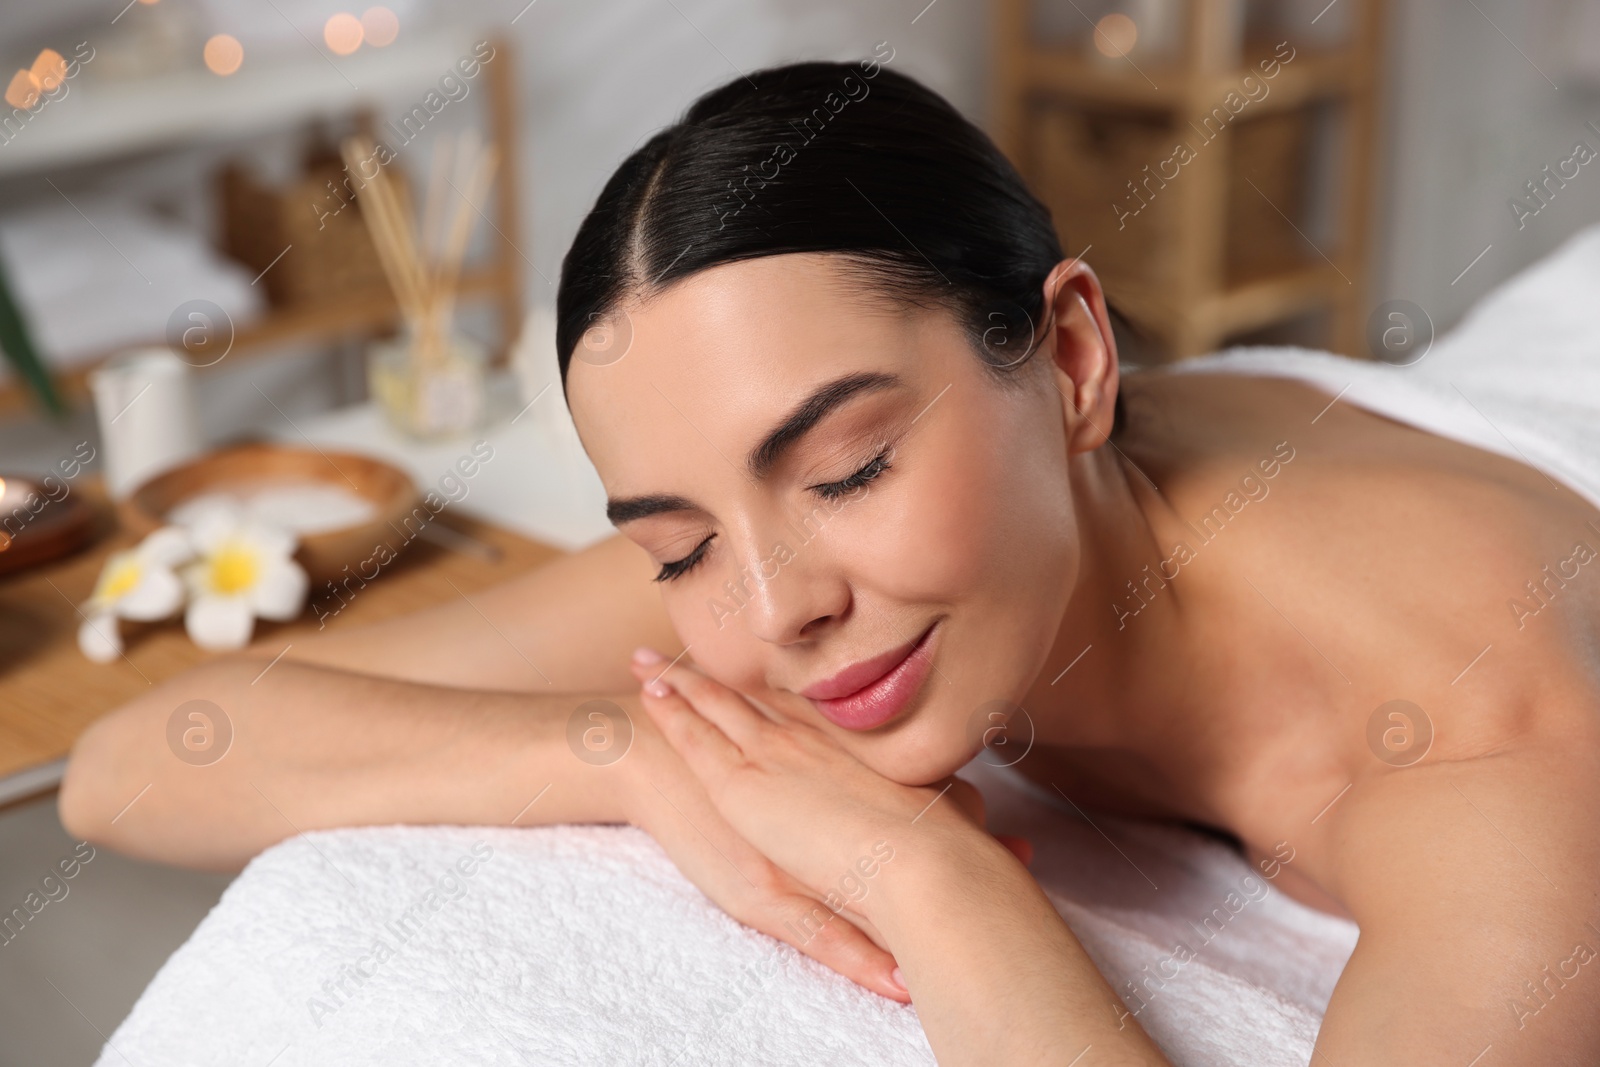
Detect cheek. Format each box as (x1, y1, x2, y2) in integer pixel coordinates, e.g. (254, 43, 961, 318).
(662, 584, 769, 694)
(851, 396, 1075, 603)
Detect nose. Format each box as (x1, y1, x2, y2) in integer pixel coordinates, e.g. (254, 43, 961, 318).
(726, 526, 851, 645)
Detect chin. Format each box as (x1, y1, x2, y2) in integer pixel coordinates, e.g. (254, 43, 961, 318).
(843, 709, 989, 787)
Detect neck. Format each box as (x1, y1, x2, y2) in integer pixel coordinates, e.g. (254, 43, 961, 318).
(1024, 437, 1207, 757)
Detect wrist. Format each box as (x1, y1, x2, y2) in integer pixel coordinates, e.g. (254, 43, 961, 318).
(519, 690, 646, 826)
(610, 693, 669, 828)
(859, 808, 1016, 931)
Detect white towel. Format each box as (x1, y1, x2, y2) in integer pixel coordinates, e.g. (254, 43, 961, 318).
(96, 759, 1357, 1067)
(1161, 223, 1600, 515)
(0, 200, 263, 371)
(97, 225, 1600, 1066)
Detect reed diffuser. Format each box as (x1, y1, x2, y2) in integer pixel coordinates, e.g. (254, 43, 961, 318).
(342, 132, 500, 439)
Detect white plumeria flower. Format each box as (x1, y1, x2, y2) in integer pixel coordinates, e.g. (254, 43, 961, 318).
(77, 526, 194, 663)
(179, 504, 308, 651)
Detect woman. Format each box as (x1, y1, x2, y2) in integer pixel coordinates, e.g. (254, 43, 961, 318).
(61, 60, 1600, 1065)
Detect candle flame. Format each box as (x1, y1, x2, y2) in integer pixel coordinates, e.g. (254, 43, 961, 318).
(1093, 13, 1139, 58)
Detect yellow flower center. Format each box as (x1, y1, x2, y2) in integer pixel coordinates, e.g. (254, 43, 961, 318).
(206, 542, 261, 595)
(98, 557, 143, 602)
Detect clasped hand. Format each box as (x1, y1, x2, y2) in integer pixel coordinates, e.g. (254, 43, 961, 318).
(623, 647, 1031, 1003)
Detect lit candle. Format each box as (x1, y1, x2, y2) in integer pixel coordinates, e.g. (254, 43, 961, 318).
(0, 475, 45, 552)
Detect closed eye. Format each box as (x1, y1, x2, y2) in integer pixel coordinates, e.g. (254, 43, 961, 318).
(654, 534, 714, 583)
(653, 446, 890, 582)
(810, 445, 892, 501)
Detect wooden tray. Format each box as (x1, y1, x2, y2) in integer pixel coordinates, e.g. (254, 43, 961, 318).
(0, 476, 561, 787)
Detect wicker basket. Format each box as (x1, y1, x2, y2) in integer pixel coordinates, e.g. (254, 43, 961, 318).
(1224, 109, 1312, 284)
(217, 159, 400, 307)
(1022, 101, 1312, 291)
(1025, 102, 1178, 293)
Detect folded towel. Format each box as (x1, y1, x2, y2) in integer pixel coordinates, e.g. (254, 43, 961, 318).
(0, 200, 263, 370)
(95, 759, 1358, 1067)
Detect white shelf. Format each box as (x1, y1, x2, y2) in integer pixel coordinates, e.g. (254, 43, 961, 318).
(0, 29, 483, 177)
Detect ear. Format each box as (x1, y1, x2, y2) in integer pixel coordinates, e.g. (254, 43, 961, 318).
(1040, 258, 1119, 455)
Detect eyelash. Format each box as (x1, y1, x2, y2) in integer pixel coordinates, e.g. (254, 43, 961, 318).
(811, 444, 893, 501)
(653, 536, 712, 582)
(651, 445, 894, 582)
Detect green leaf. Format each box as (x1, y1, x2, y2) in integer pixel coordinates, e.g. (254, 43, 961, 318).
(0, 249, 66, 417)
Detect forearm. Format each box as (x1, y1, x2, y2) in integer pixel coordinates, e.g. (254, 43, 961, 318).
(277, 532, 675, 693)
(867, 817, 1169, 1066)
(59, 656, 641, 871)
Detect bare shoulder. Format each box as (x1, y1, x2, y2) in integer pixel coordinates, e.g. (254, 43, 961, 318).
(1114, 365, 1600, 834)
(1118, 366, 1600, 683)
(1313, 718, 1600, 1063)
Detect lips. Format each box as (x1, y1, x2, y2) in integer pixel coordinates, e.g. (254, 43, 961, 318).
(802, 621, 939, 731)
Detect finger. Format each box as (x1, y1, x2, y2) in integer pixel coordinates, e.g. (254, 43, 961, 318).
(631, 648, 771, 749)
(766, 894, 910, 1004)
(638, 683, 745, 790)
(637, 771, 908, 1004)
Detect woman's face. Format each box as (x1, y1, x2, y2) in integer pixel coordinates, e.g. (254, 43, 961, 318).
(568, 253, 1090, 785)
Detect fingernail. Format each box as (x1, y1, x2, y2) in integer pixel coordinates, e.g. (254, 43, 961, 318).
(632, 647, 665, 665)
(645, 678, 672, 698)
(890, 966, 907, 991)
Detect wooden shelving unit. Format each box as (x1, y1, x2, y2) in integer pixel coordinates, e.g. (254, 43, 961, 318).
(992, 0, 1386, 360)
(0, 29, 523, 413)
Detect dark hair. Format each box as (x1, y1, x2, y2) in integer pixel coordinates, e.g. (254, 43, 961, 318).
(557, 57, 1125, 433)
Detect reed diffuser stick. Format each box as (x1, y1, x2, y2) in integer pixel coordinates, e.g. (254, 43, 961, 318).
(435, 146, 499, 343)
(341, 133, 497, 375)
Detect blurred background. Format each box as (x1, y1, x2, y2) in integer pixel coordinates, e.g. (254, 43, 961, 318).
(0, 0, 1597, 1063)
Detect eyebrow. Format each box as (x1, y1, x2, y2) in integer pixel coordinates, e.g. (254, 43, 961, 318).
(606, 493, 698, 525)
(747, 371, 901, 477)
(604, 370, 902, 525)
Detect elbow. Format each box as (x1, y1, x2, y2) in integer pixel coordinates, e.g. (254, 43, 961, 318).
(55, 654, 248, 851)
(57, 711, 127, 848)
(56, 655, 257, 863)
(56, 779, 97, 847)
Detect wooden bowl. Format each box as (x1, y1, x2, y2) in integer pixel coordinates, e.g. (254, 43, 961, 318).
(122, 444, 419, 585)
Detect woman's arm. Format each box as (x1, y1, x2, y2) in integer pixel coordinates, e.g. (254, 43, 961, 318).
(868, 814, 1168, 1065)
(58, 660, 644, 869)
(267, 531, 679, 691)
(59, 665, 911, 1002)
(632, 654, 1172, 1064)
(1313, 739, 1600, 1065)
(58, 533, 673, 867)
